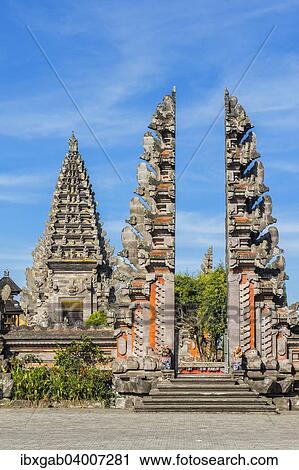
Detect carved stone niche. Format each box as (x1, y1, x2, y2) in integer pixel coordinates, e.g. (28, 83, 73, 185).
(118, 336, 127, 356)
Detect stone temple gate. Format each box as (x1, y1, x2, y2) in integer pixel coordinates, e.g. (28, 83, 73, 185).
(2, 87, 299, 409)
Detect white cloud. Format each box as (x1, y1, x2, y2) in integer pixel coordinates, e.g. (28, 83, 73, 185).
(177, 211, 224, 234)
(176, 211, 225, 252)
(0, 174, 47, 186)
(0, 193, 39, 204)
(0, 253, 31, 261)
(267, 162, 299, 174)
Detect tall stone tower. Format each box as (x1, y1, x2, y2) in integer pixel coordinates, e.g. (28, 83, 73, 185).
(224, 91, 287, 365)
(22, 133, 114, 326)
(113, 89, 176, 364)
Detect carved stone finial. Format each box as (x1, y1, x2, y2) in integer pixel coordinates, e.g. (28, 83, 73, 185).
(68, 131, 78, 153)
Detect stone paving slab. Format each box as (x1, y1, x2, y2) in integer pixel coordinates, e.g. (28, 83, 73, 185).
(0, 409, 298, 450)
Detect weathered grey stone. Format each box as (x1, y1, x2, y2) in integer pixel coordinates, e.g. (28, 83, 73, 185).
(1, 373, 13, 399)
(279, 376, 294, 394)
(126, 357, 140, 370)
(118, 337, 127, 356)
(290, 396, 299, 411)
(114, 377, 152, 395)
(115, 396, 142, 410)
(264, 357, 278, 370)
(246, 376, 276, 394)
(225, 91, 290, 365)
(246, 370, 263, 379)
(201, 247, 213, 274)
(279, 359, 293, 374)
(143, 356, 158, 371)
(112, 360, 125, 374)
(3, 328, 116, 365)
(273, 397, 290, 411)
(114, 397, 134, 409)
(112, 90, 176, 366)
(247, 357, 263, 371)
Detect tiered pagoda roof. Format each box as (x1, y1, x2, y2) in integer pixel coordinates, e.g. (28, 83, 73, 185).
(44, 132, 112, 266)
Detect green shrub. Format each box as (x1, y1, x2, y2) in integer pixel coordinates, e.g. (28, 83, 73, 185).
(54, 336, 107, 370)
(85, 310, 108, 327)
(11, 336, 113, 405)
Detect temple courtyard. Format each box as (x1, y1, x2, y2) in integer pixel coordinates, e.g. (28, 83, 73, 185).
(0, 409, 298, 450)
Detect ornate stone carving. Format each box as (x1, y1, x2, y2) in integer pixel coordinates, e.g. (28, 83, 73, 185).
(22, 133, 114, 326)
(113, 88, 176, 363)
(225, 89, 298, 371)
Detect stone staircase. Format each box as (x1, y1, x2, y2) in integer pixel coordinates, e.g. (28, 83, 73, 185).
(135, 374, 277, 412)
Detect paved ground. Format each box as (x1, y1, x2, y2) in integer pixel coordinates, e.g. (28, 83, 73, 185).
(0, 409, 298, 450)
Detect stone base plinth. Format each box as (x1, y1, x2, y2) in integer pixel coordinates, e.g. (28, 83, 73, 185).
(113, 370, 165, 409)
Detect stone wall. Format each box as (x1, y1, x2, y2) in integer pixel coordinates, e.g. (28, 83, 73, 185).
(1, 326, 116, 364)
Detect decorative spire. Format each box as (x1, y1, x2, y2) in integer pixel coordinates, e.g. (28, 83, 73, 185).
(201, 246, 213, 274)
(68, 131, 78, 153)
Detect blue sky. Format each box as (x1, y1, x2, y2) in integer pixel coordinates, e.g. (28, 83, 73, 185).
(1, 0, 299, 302)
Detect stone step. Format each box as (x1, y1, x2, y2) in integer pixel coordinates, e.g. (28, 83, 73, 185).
(161, 376, 244, 382)
(135, 403, 276, 413)
(134, 375, 277, 413)
(143, 397, 270, 405)
(177, 373, 231, 379)
(172, 376, 235, 382)
(157, 384, 251, 391)
(150, 390, 258, 397)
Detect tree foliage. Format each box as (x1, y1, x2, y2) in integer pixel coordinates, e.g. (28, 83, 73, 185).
(175, 264, 227, 360)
